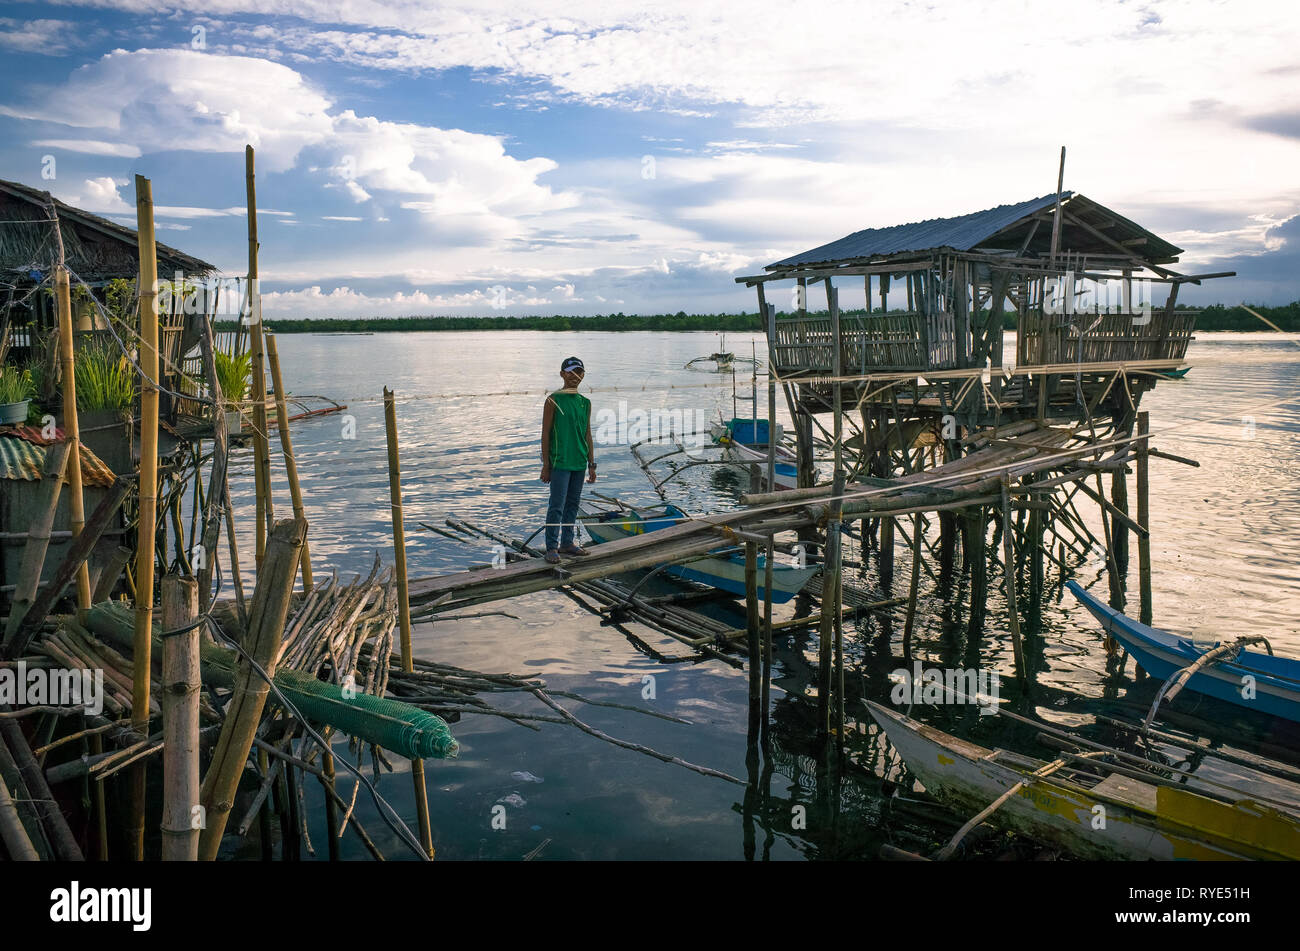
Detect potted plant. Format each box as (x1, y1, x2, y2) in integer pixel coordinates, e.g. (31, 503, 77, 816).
(75, 338, 137, 475)
(214, 350, 252, 436)
(0, 365, 34, 425)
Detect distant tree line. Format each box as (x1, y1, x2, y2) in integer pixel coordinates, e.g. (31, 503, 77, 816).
(214, 301, 1299, 334)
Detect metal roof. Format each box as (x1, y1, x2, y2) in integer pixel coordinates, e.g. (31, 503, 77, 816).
(769, 193, 1068, 270)
(0, 435, 116, 487)
(764, 191, 1185, 273)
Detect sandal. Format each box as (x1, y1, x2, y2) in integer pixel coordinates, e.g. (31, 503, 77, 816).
(558, 544, 590, 557)
(544, 550, 561, 564)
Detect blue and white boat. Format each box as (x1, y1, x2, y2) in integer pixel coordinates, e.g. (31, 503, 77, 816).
(578, 503, 818, 604)
(1067, 581, 1300, 723)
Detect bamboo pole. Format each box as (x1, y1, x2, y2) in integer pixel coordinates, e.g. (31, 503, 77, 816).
(246, 145, 274, 568)
(1136, 412, 1153, 625)
(1000, 478, 1025, 676)
(198, 517, 305, 861)
(160, 575, 200, 861)
(196, 310, 228, 612)
(130, 173, 160, 860)
(267, 334, 312, 590)
(2, 441, 69, 648)
(383, 388, 435, 859)
(0, 771, 39, 861)
(54, 266, 91, 616)
(762, 298, 776, 747)
(744, 541, 760, 740)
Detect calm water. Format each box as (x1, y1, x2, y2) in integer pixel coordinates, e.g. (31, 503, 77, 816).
(225, 329, 1300, 860)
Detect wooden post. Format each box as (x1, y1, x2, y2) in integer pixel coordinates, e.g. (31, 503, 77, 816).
(383, 388, 435, 859)
(744, 541, 761, 740)
(160, 575, 200, 861)
(1111, 456, 1130, 577)
(1136, 412, 1153, 625)
(0, 772, 39, 861)
(2, 441, 70, 648)
(1049, 146, 1066, 267)
(964, 507, 987, 635)
(879, 515, 895, 592)
(198, 518, 306, 861)
(901, 514, 922, 659)
(818, 281, 844, 738)
(246, 145, 274, 568)
(762, 300, 776, 746)
(267, 334, 312, 590)
(130, 174, 160, 861)
(1000, 478, 1025, 676)
(196, 313, 228, 612)
(54, 266, 91, 616)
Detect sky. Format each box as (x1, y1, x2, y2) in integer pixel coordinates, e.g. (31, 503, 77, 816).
(0, 0, 1297, 318)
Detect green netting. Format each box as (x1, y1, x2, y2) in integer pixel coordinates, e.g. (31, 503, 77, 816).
(272, 668, 459, 760)
(85, 601, 459, 760)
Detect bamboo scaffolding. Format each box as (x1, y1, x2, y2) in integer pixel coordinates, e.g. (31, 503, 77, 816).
(246, 145, 274, 568)
(130, 172, 161, 860)
(198, 517, 306, 861)
(383, 388, 435, 859)
(160, 576, 201, 861)
(267, 334, 312, 590)
(54, 266, 91, 616)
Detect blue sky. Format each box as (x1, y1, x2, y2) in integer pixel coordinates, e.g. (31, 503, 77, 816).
(1, 0, 1297, 317)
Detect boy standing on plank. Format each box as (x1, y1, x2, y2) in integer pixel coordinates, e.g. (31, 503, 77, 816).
(540, 356, 596, 564)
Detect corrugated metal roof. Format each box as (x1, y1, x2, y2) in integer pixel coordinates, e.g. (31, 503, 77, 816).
(0, 435, 116, 487)
(769, 193, 1067, 270)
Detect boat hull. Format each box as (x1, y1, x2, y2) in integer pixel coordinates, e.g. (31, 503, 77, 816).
(867, 702, 1298, 860)
(579, 508, 816, 604)
(1067, 581, 1300, 723)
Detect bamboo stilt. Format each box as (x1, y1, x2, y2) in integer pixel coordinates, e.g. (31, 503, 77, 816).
(1000, 478, 1025, 676)
(1136, 412, 1153, 626)
(130, 173, 161, 861)
(382, 388, 435, 859)
(54, 266, 91, 616)
(196, 309, 228, 612)
(267, 334, 312, 591)
(160, 575, 200, 861)
(246, 145, 274, 568)
(198, 517, 306, 861)
(2, 441, 70, 648)
(0, 770, 39, 861)
(744, 541, 760, 740)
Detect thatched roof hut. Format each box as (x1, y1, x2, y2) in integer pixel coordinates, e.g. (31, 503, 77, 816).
(0, 178, 215, 287)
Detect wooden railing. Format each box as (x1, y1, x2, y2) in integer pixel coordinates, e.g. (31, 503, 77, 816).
(772, 311, 959, 375)
(1017, 308, 1196, 367)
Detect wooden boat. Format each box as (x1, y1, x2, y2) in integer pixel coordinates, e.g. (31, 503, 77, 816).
(710, 417, 799, 491)
(1068, 581, 1300, 723)
(1156, 366, 1191, 379)
(867, 700, 1300, 860)
(578, 503, 818, 604)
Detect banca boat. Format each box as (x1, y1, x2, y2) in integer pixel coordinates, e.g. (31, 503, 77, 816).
(578, 502, 818, 604)
(1068, 581, 1300, 723)
(868, 700, 1300, 860)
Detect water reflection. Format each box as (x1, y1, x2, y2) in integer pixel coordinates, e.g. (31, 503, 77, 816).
(229, 331, 1298, 860)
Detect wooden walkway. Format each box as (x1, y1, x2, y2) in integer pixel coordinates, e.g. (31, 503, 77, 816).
(408, 421, 1118, 614)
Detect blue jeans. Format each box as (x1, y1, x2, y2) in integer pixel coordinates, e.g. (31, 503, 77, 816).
(545, 468, 586, 550)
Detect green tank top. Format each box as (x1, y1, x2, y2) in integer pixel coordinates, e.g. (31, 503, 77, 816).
(547, 390, 591, 470)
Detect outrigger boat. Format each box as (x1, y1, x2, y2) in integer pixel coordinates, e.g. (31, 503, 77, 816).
(1068, 581, 1300, 724)
(684, 334, 756, 372)
(868, 700, 1300, 860)
(577, 502, 818, 604)
(709, 417, 799, 491)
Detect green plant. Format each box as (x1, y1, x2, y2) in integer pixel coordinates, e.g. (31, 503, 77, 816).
(214, 349, 252, 404)
(75, 339, 136, 414)
(0, 365, 34, 404)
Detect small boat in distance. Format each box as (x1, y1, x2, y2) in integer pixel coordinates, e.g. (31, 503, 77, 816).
(578, 503, 818, 604)
(1067, 581, 1300, 724)
(867, 701, 1300, 860)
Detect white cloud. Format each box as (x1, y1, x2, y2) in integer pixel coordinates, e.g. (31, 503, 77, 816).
(322, 215, 363, 221)
(32, 139, 142, 158)
(53, 176, 132, 214)
(0, 18, 81, 54)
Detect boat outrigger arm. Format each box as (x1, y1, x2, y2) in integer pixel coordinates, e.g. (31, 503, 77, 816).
(629, 431, 827, 499)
